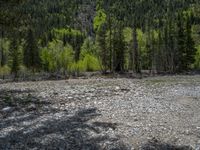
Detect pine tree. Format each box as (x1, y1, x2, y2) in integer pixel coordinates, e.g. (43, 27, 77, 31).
(177, 13, 197, 71)
(0, 39, 7, 67)
(24, 29, 41, 71)
(10, 38, 20, 78)
(177, 13, 186, 71)
(133, 27, 141, 74)
(74, 33, 84, 62)
(157, 27, 164, 72)
(168, 18, 176, 73)
(113, 23, 126, 72)
(96, 24, 109, 73)
(185, 14, 197, 70)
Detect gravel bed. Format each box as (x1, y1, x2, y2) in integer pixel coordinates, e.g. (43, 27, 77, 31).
(0, 75, 200, 149)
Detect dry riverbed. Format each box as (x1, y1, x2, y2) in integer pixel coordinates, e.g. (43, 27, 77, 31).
(0, 76, 200, 150)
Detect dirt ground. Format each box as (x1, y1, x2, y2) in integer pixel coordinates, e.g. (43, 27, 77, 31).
(0, 75, 200, 150)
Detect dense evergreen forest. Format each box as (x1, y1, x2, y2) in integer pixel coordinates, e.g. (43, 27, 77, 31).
(1, 0, 200, 78)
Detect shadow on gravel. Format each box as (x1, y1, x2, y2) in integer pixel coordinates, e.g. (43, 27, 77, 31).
(0, 89, 51, 111)
(142, 138, 193, 150)
(0, 89, 37, 107)
(0, 107, 129, 150)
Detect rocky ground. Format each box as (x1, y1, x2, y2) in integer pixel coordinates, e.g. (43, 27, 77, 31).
(0, 75, 200, 150)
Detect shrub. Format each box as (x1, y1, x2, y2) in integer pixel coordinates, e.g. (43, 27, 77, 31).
(40, 40, 74, 73)
(68, 60, 86, 76)
(82, 54, 101, 71)
(194, 45, 200, 69)
(0, 65, 11, 76)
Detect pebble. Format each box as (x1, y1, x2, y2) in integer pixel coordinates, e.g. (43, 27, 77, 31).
(196, 144, 200, 150)
(115, 86, 120, 91)
(67, 96, 73, 100)
(27, 104, 37, 111)
(2, 107, 13, 113)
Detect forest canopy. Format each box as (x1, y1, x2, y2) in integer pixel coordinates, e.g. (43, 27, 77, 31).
(0, 0, 200, 77)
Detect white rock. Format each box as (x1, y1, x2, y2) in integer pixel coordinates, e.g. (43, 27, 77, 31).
(86, 97, 91, 100)
(115, 86, 120, 90)
(68, 96, 73, 99)
(2, 107, 13, 113)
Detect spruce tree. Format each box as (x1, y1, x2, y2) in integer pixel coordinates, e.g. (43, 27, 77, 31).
(24, 29, 40, 71)
(185, 14, 197, 70)
(177, 13, 186, 71)
(10, 38, 20, 78)
(133, 27, 141, 74)
(96, 24, 109, 73)
(113, 23, 126, 72)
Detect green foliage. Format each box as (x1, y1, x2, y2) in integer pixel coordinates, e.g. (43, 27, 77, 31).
(58, 44, 74, 72)
(194, 45, 200, 69)
(0, 0, 26, 35)
(123, 27, 133, 43)
(94, 9, 107, 32)
(68, 55, 100, 74)
(0, 65, 11, 76)
(185, 14, 197, 69)
(18, 65, 29, 75)
(113, 25, 126, 72)
(96, 24, 109, 73)
(40, 40, 74, 72)
(193, 25, 200, 46)
(122, 28, 132, 70)
(176, 12, 197, 71)
(137, 29, 148, 69)
(68, 60, 86, 75)
(52, 28, 82, 40)
(24, 29, 41, 71)
(0, 38, 10, 67)
(82, 54, 101, 71)
(52, 28, 84, 62)
(1, 0, 200, 77)
(40, 48, 50, 71)
(80, 38, 101, 71)
(9, 39, 22, 76)
(80, 37, 98, 58)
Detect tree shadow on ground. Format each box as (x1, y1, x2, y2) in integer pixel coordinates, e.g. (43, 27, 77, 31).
(0, 102, 129, 150)
(142, 138, 193, 150)
(1, 89, 193, 150)
(0, 89, 36, 106)
(0, 89, 50, 111)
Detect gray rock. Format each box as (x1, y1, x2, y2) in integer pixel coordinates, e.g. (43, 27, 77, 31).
(196, 145, 200, 150)
(27, 104, 37, 111)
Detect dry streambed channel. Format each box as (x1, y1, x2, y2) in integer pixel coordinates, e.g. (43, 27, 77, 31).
(0, 76, 200, 150)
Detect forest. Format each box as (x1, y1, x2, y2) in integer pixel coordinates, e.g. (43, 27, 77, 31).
(0, 0, 200, 78)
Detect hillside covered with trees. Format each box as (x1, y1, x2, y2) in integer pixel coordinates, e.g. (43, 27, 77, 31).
(1, 0, 200, 78)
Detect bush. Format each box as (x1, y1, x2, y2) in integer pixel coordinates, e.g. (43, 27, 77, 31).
(82, 54, 101, 71)
(80, 38, 101, 72)
(40, 40, 74, 72)
(194, 45, 200, 69)
(18, 65, 29, 75)
(0, 65, 11, 76)
(68, 60, 86, 75)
